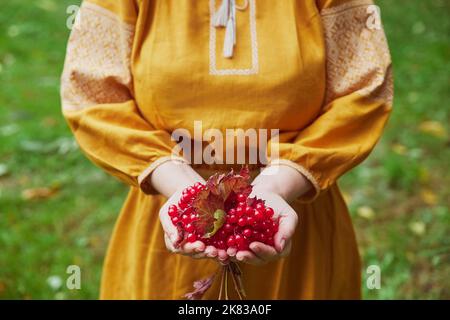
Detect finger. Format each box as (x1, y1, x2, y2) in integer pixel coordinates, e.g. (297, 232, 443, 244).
(274, 211, 298, 253)
(235, 250, 265, 265)
(205, 246, 218, 258)
(227, 247, 237, 257)
(249, 242, 278, 261)
(164, 233, 179, 253)
(217, 249, 229, 262)
(182, 241, 205, 254)
(159, 209, 179, 244)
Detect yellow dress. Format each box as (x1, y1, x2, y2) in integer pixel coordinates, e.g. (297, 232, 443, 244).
(61, 0, 393, 299)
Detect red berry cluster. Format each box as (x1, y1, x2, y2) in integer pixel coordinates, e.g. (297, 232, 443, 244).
(169, 182, 278, 252)
(205, 193, 278, 251)
(168, 182, 205, 243)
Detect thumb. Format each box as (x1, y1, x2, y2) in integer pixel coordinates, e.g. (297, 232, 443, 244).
(160, 208, 180, 244)
(274, 210, 298, 253)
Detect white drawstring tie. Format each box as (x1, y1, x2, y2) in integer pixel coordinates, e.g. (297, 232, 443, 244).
(212, 0, 249, 58)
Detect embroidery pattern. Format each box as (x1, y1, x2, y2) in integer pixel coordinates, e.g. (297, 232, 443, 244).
(321, 0, 393, 105)
(61, 2, 135, 112)
(209, 0, 259, 75)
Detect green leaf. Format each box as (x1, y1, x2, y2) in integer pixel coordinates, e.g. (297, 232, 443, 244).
(192, 166, 252, 238)
(204, 209, 226, 238)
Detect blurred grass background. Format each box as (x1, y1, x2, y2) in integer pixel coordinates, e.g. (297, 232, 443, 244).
(0, 0, 448, 299)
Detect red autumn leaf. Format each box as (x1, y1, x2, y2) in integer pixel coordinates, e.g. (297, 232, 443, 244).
(192, 166, 252, 237)
(192, 190, 224, 236)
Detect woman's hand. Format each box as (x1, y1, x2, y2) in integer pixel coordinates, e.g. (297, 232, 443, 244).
(226, 188, 298, 265)
(159, 191, 230, 262)
(154, 160, 229, 262)
(227, 164, 312, 265)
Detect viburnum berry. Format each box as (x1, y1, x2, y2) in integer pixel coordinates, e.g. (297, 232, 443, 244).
(168, 205, 178, 217)
(245, 206, 254, 216)
(226, 235, 236, 247)
(223, 223, 233, 233)
(216, 240, 226, 250)
(186, 233, 197, 243)
(246, 216, 256, 226)
(228, 214, 237, 223)
(234, 234, 244, 244)
(217, 229, 227, 239)
(188, 187, 197, 197)
(236, 193, 247, 202)
(258, 233, 266, 242)
(255, 202, 265, 211)
(265, 207, 274, 218)
(260, 220, 270, 230)
(181, 214, 190, 225)
(185, 223, 195, 233)
(254, 209, 264, 221)
(237, 217, 247, 227)
(237, 201, 246, 209)
(178, 200, 187, 210)
(242, 228, 252, 238)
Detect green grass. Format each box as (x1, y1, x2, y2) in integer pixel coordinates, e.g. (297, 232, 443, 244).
(0, 0, 448, 299)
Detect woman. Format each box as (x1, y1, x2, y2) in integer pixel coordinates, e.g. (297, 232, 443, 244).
(61, 0, 393, 299)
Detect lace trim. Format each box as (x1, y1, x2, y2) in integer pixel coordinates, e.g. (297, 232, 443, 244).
(61, 2, 135, 112)
(321, 0, 393, 105)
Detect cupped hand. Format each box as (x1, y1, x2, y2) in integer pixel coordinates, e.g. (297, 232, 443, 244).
(227, 187, 298, 265)
(159, 189, 229, 263)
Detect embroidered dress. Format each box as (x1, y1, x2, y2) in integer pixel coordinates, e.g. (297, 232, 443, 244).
(61, 0, 393, 299)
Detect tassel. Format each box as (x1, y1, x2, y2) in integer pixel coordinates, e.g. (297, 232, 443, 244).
(212, 0, 229, 27)
(222, 0, 236, 58)
(223, 17, 235, 58)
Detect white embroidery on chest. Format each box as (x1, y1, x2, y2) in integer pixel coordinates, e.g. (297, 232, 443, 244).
(209, 0, 259, 76)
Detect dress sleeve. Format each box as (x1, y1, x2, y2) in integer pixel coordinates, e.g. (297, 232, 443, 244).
(268, 0, 394, 202)
(61, 0, 185, 194)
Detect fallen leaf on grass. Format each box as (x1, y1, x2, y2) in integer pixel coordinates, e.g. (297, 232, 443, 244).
(0, 164, 9, 177)
(409, 221, 426, 236)
(420, 189, 438, 206)
(357, 206, 375, 220)
(418, 167, 430, 184)
(391, 143, 408, 155)
(419, 121, 447, 139)
(21, 186, 59, 200)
